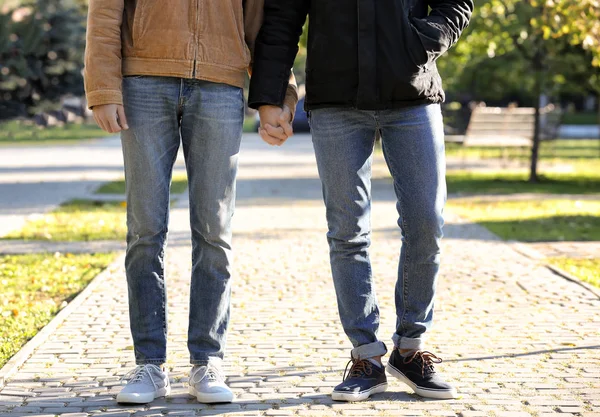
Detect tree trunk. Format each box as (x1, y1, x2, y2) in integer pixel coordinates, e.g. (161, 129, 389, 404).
(597, 93, 600, 157)
(529, 71, 543, 183)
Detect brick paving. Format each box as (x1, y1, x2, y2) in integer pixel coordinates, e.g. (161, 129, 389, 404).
(0, 134, 599, 416)
(522, 241, 600, 260)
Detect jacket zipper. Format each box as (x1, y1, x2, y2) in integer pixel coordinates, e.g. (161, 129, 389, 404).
(192, 0, 201, 78)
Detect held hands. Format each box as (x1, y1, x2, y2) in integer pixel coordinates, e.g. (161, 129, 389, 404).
(92, 104, 128, 133)
(258, 105, 294, 146)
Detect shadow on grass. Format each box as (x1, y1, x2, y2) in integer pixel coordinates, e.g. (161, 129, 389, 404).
(447, 174, 600, 196)
(478, 215, 600, 242)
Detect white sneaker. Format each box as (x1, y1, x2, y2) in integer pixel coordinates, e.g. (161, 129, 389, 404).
(116, 364, 170, 404)
(188, 363, 234, 403)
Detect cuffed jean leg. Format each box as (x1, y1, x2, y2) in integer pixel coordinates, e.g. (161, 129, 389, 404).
(179, 80, 244, 365)
(310, 108, 383, 351)
(121, 76, 182, 365)
(378, 104, 446, 347)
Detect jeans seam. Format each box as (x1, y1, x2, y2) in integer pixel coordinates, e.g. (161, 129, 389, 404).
(177, 78, 184, 116)
(382, 141, 410, 337)
(160, 144, 180, 345)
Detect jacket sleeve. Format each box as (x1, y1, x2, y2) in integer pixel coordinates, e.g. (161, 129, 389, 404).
(84, 0, 125, 109)
(244, 0, 300, 118)
(247, 0, 309, 110)
(412, 0, 473, 58)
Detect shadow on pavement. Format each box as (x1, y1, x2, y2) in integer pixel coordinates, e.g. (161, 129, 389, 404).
(445, 344, 600, 362)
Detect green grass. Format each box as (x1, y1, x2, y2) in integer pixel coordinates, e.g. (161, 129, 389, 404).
(548, 258, 600, 287)
(0, 253, 116, 368)
(445, 139, 600, 161)
(96, 174, 189, 195)
(561, 112, 599, 126)
(0, 120, 111, 145)
(243, 115, 258, 133)
(5, 200, 127, 242)
(446, 170, 600, 196)
(447, 199, 600, 242)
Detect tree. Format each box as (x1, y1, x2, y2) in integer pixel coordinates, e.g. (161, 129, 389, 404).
(439, 0, 600, 182)
(0, 0, 85, 120)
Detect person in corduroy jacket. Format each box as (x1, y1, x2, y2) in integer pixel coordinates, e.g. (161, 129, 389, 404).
(249, 0, 474, 401)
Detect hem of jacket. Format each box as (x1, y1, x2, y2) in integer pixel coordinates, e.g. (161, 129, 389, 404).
(124, 57, 247, 88)
(86, 58, 248, 109)
(304, 96, 442, 112)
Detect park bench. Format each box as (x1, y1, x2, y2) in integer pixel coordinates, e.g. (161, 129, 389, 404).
(462, 105, 562, 148)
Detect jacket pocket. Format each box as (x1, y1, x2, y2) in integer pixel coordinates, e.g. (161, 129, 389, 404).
(407, 15, 449, 66)
(131, 1, 146, 45)
(398, 0, 427, 68)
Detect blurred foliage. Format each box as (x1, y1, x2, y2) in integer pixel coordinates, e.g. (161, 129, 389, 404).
(434, 0, 600, 182)
(0, 0, 85, 120)
(438, 0, 600, 104)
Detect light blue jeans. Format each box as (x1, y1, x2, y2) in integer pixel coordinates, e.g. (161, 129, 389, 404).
(310, 105, 446, 360)
(121, 76, 244, 366)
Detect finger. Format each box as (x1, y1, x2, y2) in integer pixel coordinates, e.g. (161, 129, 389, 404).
(280, 120, 294, 137)
(259, 128, 284, 146)
(117, 106, 129, 130)
(93, 112, 101, 130)
(96, 114, 109, 133)
(279, 109, 294, 137)
(107, 112, 122, 133)
(264, 124, 287, 141)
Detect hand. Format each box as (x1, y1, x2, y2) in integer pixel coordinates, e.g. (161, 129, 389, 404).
(92, 104, 128, 133)
(258, 105, 294, 146)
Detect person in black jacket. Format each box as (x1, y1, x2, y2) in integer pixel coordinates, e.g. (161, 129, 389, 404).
(249, 0, 473, 402)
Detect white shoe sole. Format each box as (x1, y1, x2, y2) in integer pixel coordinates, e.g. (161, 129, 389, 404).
(386, 363, 458, 399)
(331, 382, 388, 402)
(116, 384, 171, 404)
(189, 385, 234, 403)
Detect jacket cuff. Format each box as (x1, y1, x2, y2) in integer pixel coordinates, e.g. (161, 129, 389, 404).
(248, 64, 290, 110)
(86, 89, 123, 109)
(283, 84, 299, 122)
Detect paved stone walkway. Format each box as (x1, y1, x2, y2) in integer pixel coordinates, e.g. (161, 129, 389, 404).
(0, 138, 186, 237)
(1, 134, 599, 416)
(521, 242, 600, 260)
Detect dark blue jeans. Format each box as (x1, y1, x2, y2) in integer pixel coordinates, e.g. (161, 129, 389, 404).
(121, 76, 244, 366)
(310, 104, 446, 360)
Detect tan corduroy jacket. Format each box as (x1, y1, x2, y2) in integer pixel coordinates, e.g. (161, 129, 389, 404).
(84, 0, 297, 112)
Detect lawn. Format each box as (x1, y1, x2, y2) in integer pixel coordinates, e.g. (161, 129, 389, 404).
(548, 258, 600, 288)
(96, 174, 189, 195)
(447, 199, 600, 242)
(0, 120, 111, 145)
(243, 115, 258, 133)
(0, 253, 116, 368)
(445, 139, 599, 286)
(445, 139, 600, 162)
(4, 200, 127, 242)
(561, 112, 599, 125)
(446, 170, 600, 196)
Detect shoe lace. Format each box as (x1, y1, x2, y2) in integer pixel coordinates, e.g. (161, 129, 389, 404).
(122, 365, 159, 387)
(191, 365, 221, 384)
(403, 351, 442, 377)
(342, 358, 373, 381)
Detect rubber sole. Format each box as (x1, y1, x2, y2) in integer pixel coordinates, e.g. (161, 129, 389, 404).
(386, 363, 458, 399)
(189, 385, 234, 403)
(331, 382, 388, 402)
(116, 384, 171, 404)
